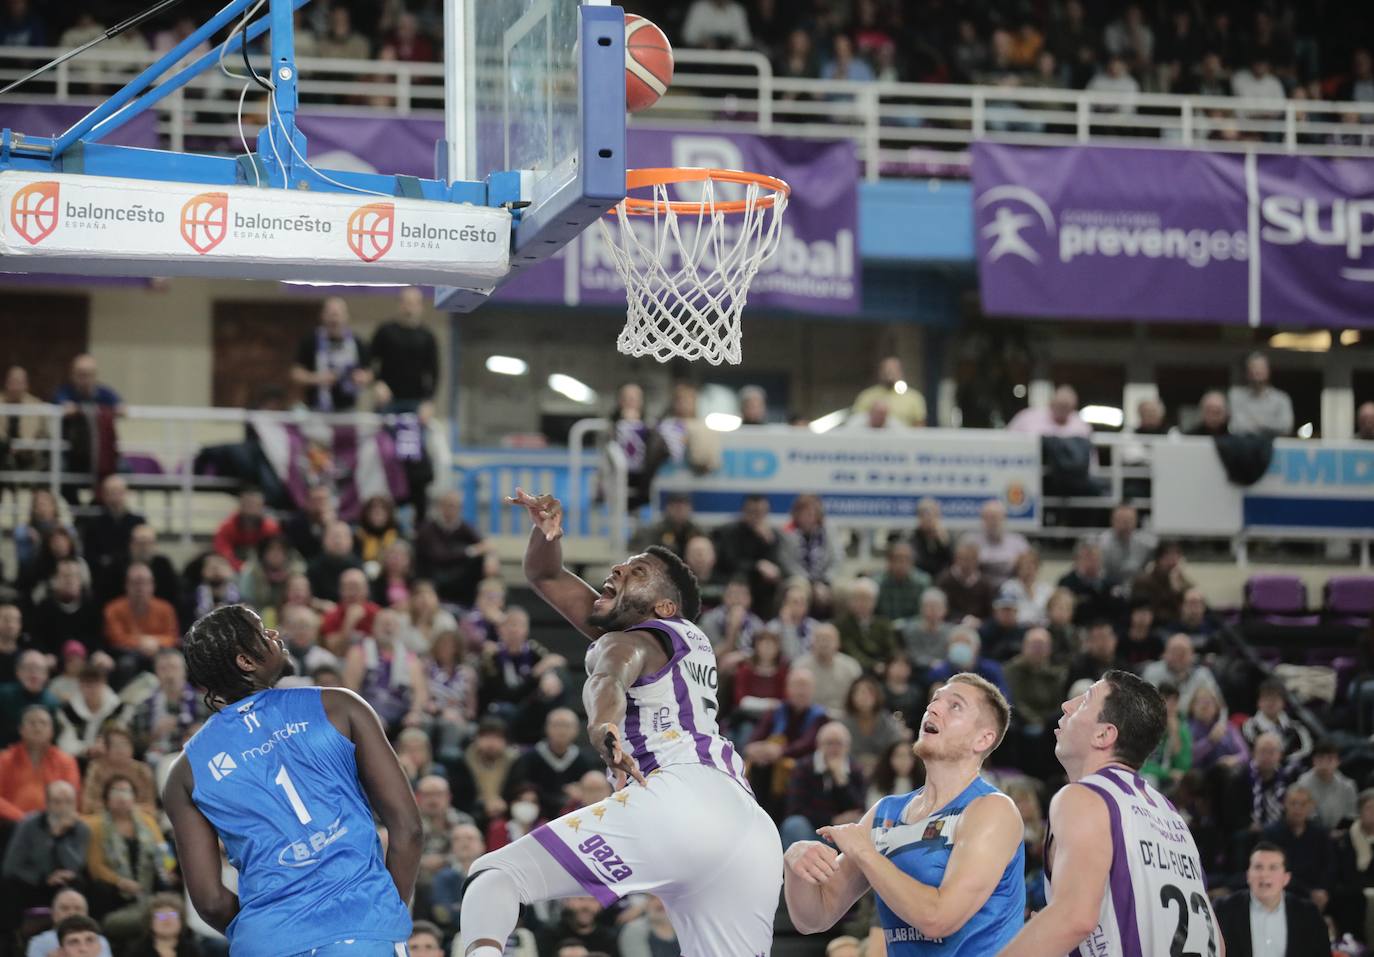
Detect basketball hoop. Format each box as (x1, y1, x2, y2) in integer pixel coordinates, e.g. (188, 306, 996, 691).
(598, 167, 790, 365)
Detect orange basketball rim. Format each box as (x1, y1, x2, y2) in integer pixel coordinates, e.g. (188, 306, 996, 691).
(611, 167, 791, 216)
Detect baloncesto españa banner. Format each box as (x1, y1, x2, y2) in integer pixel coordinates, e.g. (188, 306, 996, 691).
(971, 143, 1374, 328)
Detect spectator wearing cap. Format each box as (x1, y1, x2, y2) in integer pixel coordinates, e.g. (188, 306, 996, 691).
(211, 487, 281, 572)
(1130, 540, 1193, 624)
(927, 627, 1010, 700)
(0, 706, 80, 821)
(966, 500, 1030, 588)
(935, 537, 995, 622)
(1228, 351, 1295, 437)
(1140, 633, 1222, 713)
(1244, 679, 1315, 768)
(55, 663, 126, 759)
(0, 650, 59, 746)
(833, 579, 897, 673)
(851, 356, 926, 428)
(1096, 503, 1156, 582)
(630, 493, 703, 558)
(979, 595, 1028, 663)
(1296, 740, 1358, 833)
(1007, 385, 1093, 438)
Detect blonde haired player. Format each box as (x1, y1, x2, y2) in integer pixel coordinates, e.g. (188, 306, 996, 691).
(997, 670, 1223, 957)
(458, 490, 781, 957)
(785, 673, 1026, 955)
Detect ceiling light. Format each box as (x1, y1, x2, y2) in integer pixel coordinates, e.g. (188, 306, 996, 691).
(1297, 422, 1314, 438)
(894, 380, 908, 395)
(704, 412, 742, 432)
(485, 355, 528, 375)
(1080, 405, 1124, 428)
(1268, 331, 1330, 352)
(808, 409, 849, 434)
(548, 373, 597, 404)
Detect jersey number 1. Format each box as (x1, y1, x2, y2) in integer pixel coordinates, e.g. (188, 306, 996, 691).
(275, 765, 313, 825)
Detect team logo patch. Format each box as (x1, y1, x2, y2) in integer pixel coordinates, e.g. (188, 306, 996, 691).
(180, 192, 229, 254)
(208, 751, 237, 781)
(11, 181, 60, 245)
(347, 202, 395, 262)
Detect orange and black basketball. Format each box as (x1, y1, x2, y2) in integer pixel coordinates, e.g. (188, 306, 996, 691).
(625, 14, 674, 113)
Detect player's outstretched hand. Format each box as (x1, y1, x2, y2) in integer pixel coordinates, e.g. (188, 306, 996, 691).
(784, 840, 840, 885)
(595, 722, 648, 790)
(506, 487, 564, 542)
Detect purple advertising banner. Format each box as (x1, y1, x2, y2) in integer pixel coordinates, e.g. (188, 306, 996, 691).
(298, 118, 860, 314)
(972, 143, 1374, 328)
(0, 101, 159, 148)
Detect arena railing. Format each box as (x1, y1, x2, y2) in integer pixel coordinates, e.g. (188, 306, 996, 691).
(0, 402, 630, 559)
(4, 46, 1373, 180)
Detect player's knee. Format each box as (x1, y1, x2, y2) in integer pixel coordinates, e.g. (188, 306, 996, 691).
(464, 853, 531, 904)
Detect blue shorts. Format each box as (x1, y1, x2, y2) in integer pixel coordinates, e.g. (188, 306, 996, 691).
(284, 941, 409, 957)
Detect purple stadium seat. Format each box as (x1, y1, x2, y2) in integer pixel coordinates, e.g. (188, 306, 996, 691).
(1243, 573, 1319, 627)
(1324, 576, 1374, 628)
(121, 453, 165, 475)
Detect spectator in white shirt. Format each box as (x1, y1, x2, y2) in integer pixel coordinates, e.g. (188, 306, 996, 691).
(680, 0, 752, 50)
(1086, 55, 1140, 112)
(967, 500, 1030, 588)
(1007, 385, 1093, 438)
(1228, 351, 1295, 437)
(1232, 57, 1287, 108)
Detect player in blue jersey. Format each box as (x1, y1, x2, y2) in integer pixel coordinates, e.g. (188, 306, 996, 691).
(784, 673, 1026, 955)
(161, 604, 422, 957)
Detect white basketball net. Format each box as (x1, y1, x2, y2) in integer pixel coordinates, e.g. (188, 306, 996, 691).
(597, 174, 788, 365)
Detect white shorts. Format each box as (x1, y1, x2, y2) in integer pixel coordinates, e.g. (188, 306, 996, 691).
(472, 763, 782, 957)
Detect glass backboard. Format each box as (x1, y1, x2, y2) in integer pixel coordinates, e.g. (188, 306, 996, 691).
(434, 0, 625, 312)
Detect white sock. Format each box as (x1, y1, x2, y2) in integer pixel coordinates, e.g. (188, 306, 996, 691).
(460, 868, 521, 957)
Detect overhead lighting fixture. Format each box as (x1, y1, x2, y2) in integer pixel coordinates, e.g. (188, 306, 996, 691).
(485, 355, 528, 376)
(1080, 405, 1124, 428)
(704, 412, 742, 432)
(808, 408, 849, 434)
(1268, 331, 1331, 352)
(548, 373, 597, 404)
(1297, 422, 1314, 438)
(894, 380, 908, 395)
(1341, 330, 1362, 346)
(1013, 384, 1027, 398)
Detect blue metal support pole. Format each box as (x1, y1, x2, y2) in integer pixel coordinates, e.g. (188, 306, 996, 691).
(261, 0, 302, 183)
(53, 0, 257, 157)
(83, 0, 310, 146)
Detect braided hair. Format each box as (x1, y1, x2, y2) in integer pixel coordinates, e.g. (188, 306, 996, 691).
(184, 604, 270, 712)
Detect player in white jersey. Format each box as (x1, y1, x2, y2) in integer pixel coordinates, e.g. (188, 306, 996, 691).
(997, 669, 1224, 957)
(459, 489, 782, 957)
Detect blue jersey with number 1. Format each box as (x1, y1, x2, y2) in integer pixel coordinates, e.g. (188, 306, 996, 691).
(184, 687, 411, 955)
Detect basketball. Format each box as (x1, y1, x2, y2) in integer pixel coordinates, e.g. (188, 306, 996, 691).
(625, 14, 673, 114)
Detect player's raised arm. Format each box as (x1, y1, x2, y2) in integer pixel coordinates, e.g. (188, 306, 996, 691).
(162, 756, 239, 933)
(823, 791, 1024, 941)
(507, 487, 604, 640)
(783, 804, 875, 934)
(324, 687, 424, 904)
(995, 784, 1111, 957)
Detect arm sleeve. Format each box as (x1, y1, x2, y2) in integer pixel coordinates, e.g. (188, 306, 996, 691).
(103, 603, 135, 652)
(784, 714, 823, 759)
(0, 821, 38, 883)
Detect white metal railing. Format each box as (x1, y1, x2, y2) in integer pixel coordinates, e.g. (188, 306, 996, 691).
(2, 46, 1372, 179)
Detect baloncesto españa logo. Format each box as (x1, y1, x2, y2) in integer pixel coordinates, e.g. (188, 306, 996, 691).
(180, 192, 229, 254)
(10, 181, 60, 246)
(347, 202, 395, 262)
